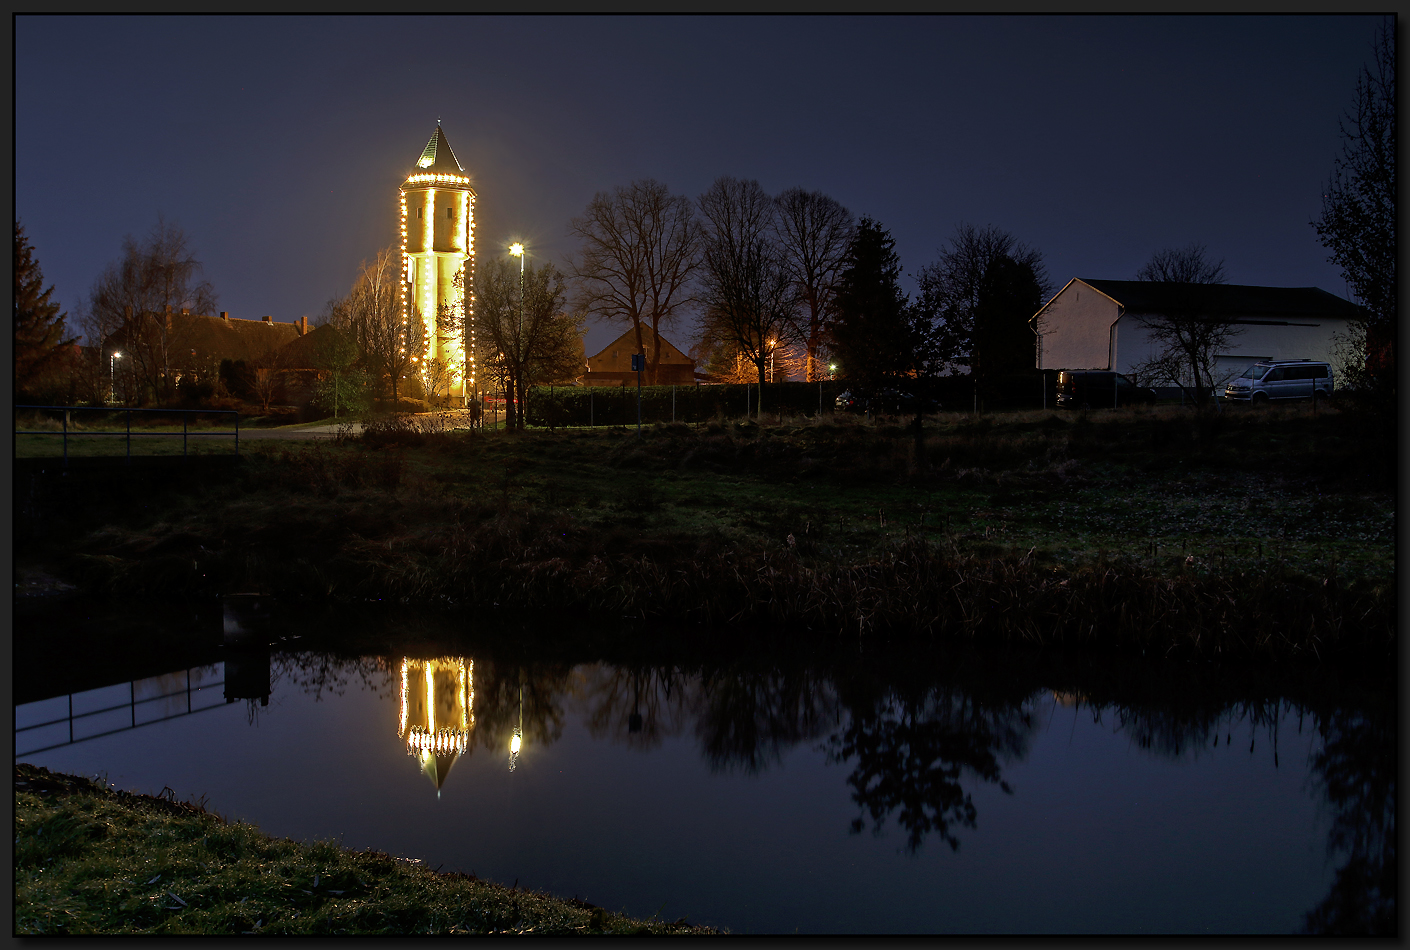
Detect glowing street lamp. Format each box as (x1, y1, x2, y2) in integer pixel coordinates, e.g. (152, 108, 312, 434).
(509, 243, 525, 336)
(110, 351, 123, 404)
(509, 243, 526, 429)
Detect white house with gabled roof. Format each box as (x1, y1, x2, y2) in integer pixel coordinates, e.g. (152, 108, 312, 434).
(1031, 278, 1362, 388)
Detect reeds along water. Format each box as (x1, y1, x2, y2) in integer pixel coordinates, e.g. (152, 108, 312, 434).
(306, 497, 1388, 662)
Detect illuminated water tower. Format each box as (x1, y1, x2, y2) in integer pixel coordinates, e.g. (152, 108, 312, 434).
(398, 657, 474, 794)
(400, 121, 476, 402)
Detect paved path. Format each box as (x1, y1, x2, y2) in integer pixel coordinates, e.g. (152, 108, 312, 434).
(234, 422, 362, 441)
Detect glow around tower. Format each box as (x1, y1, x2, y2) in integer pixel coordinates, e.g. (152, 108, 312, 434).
(399, 122, 476, 402)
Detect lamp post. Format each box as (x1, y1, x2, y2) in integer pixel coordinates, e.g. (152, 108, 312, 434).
(509, 243, 525, 430)
(109, 351, 123, 404)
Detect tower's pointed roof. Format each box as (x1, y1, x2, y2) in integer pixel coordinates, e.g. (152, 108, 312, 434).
(418, 749, 461, 791)
(414, 123, 466, 176)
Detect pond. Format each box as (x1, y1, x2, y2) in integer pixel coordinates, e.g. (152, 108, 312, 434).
(13, 602, 1394, 934)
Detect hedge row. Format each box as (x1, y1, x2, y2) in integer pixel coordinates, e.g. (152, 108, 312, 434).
(522, 373, 1053, 426)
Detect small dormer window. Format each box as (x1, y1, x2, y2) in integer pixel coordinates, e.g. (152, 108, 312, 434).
(447, 207, 454, 219)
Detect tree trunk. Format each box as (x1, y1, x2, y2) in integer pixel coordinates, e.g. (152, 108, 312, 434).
(912, 409, 925, 472)
(649, 323, 662, 386)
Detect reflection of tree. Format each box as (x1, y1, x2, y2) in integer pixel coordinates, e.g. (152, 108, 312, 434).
(1301, 707, 1396, 935)
(827, 688, 1034, 853)
(271, 653, 395, 702)
(694, 669, 840, 775)
(578, 664, 695, 751)
(1111, 697, 1289, 764)
(465, 659, 573, 758)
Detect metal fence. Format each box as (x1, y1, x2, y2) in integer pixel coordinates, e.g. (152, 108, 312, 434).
(14, 405, 240, 466)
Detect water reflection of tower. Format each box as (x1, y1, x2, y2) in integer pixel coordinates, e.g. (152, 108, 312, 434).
(398, 657, 473, 795)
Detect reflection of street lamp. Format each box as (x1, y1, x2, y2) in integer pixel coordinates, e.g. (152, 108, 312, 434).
(109, 351, 123, 404)
(768, 338, 777, 382)
(509, 680, 524, 771)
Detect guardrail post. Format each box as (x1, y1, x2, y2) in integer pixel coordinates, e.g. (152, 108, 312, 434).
(235, 414, 240, 456)
(62, 409, 68, 468)
(183, 415, 188, 457)
(126, 409, 132, 464)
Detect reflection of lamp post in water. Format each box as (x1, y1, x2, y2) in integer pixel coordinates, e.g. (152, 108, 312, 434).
(629, 669, 643, 734)
(509, 679, 523, 771)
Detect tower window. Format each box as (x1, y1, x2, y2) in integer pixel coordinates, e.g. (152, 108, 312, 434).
(416, 207, 423, 219)
(447, 207, 455, 219)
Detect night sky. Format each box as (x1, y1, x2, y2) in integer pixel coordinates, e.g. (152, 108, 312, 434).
(16, 15, 1384, 356)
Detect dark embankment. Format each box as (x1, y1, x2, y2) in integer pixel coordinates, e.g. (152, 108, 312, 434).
(15, 407, 1395, 665)
(15, 764, 718, 936)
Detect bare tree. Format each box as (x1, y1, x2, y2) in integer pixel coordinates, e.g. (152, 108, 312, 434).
(474, 258, 582, 430)
(251, 364, 283, 413)
(914, 223, 1051, 388)
(569, 179, 700, 385)
(87, 217, 217, 405)
(697, 177, 800, 412)
(773, 188, 854, 382)
(333, 248, 421, 404)
(1129, 243, 1235, 407)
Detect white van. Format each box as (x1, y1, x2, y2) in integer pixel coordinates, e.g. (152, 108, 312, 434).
(1224, 360, 1333, 405)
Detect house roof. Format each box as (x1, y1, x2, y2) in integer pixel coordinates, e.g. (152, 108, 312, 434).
(108, 313, 304, 366)
(588, 328, 694, 364)
(1076, 279, 1363, 320)
(272, 322, 345, 369)
(412, 123, 466, 177)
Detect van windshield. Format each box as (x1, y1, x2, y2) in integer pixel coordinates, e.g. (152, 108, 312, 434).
(1240, 365, 1269, 379)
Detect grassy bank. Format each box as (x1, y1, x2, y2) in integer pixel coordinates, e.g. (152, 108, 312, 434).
(16, 405, 1395, 663)
(15, 764, 717, 936)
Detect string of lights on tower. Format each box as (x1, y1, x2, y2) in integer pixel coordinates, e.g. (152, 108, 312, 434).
(399, 122, 476, 404)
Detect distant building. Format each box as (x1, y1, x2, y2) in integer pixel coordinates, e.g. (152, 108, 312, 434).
(400, 122, 476, 401)
(104, 309, 311, 387)
(1032, 279, 1362, 387)
(583, 328, 697, 386)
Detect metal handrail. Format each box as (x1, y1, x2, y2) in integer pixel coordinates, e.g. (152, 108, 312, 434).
(14, 405, 240, 465)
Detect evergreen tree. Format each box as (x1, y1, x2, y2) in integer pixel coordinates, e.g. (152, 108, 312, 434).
(14, 221, 76, 401)
(1313, 18, 1395, 397)
(829, 217, 910, 392)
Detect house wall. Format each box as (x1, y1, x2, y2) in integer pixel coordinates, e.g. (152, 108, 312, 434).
(1034, 281, 1121, 370)
(585, 329, 695, 379)
(1113, 312, 1354, 388)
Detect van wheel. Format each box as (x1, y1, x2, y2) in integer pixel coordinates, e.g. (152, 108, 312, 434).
(1251, 392, 1268, 406)
(1312, 390, 1327, 408)
(1080, 402, 1091, 411)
